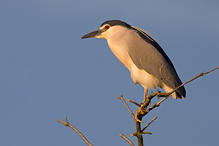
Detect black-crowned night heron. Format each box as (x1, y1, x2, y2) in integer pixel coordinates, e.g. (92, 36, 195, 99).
(81, 20, 186, 102)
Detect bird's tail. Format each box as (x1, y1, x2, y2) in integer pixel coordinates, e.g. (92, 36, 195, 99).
(162, 84, 186, 99)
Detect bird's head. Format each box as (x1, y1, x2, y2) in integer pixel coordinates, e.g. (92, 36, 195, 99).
(81, 20, 131, 40)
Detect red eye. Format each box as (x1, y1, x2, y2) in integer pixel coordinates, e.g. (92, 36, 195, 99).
(105, 25, 110, 29)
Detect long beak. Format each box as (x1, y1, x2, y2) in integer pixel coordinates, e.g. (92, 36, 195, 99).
(81, 30, 102, 39)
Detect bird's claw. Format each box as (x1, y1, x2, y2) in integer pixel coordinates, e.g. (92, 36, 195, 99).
(135, 107, 145, 123)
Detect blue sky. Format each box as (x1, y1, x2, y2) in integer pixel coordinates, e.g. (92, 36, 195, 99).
(0, 0, 218, 146)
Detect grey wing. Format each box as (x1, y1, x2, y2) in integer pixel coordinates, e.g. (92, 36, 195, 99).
(128, 27, 186, 98)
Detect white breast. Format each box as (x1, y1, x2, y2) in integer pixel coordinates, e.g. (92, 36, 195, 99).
(130, 65, 162, 89)
(107, 27, 162, 89)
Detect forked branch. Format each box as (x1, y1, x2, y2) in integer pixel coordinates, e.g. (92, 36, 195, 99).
(120, 133, 135, 146)
(139, 67, 219, 117)
(57, 116, 94, 146)
(57, 67, 218, 146)
(120, 67, 218, 146)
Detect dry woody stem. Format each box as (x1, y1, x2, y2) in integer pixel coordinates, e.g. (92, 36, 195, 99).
(57, 116, 94, 146)
(120, 133, 135, 146)
(57, 67, 218, 146)
(119, 67, 218, 146)
(141, 116, 157, 132)
(118, 95, 135, 120)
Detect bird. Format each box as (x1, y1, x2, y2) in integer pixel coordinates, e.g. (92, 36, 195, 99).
(81, 20, 186, 102)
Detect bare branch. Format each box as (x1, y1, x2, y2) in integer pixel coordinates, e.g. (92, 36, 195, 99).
(141, 116, 157, 132)
(132, 67, 218, 145)
(139, 67, 219, 117)
(203, 67, 218, 74)
(167, 67, 219, 97)
(57, 116, 94, 146)
(135, 120, 144, 146)
(142, 131, 152, 135)
(127, 99, 141, 107)
(119, 133, 135, 146)
(140, 67, 219, 111)
(118, 95, 135, 120)
(57, 67, 218, 146)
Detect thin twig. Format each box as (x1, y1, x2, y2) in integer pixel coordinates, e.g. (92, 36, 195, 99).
(121, 67, 218, 146)
(167, 67, 219, 97)
(119, 133, 135, 146)
(132, 131, 152, 136)
(118, 95, 135, 120)
(119, 96, 143, 146)
(142, 131, 152, 135)
(57, 116, 94, 146)
(127, 99, 141, 107)
(141, 116, 157, 132)
(140, 67, 219, 116)
(147, 97, 168, 112)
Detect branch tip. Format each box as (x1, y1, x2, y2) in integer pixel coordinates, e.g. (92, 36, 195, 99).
(141, 116, 157, 132)
(57, 117, 94, 146)
(127, 99, 141, 107)
(118, 95, 123, 100)
(142, 131, 152, 135)
(119, 95, 135, 120)
(131, 132, 137, 136)
(119, 133, 135, 146)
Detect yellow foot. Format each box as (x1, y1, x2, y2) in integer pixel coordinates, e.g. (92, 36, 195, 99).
(135, 107, 145, 123)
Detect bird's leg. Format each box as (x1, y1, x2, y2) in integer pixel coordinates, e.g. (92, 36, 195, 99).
(143, 89, 148, 103)
(155, 88, 161, 99)
(134, 89, 149, 123)
(135, 107, 144, 123)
